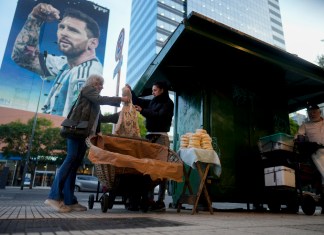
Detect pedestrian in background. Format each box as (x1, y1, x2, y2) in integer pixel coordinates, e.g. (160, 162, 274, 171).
(295, 103, 324, 214)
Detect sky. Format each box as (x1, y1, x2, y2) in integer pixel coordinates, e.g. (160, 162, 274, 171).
(280, 0, 324, 65)
(0, 0, 323, 114)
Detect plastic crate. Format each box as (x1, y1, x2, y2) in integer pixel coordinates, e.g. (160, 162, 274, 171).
(258, 133, 294, 153)
(264, 165, 295, 187)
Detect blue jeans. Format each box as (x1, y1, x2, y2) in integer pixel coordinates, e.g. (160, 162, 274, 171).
(48, 138, 87, 205)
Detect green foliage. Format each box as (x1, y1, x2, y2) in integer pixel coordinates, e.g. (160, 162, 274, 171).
(0, 117, 68, 187)
(0, 117, 66, 161)
(101, 123, 113, 134)
(0, 120, 30, 157)
(289, 117, 299, 136)
(40, 128, 66, 157)
(137, 113, 147, 137)
(100, 112, 115, 135)
(317, 54, 324, 68)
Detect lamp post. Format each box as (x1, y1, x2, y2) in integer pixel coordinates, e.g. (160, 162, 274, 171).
(44, 164, 47, 186)
(20, 51, 48, 190)
(112, 28, 125, 133)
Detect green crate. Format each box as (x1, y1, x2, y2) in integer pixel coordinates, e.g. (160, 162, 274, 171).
(258, 133, 294, 153)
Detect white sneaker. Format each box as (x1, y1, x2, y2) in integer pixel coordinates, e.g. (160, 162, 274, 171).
(68, 203, 87, 211)
(44, 199, 72, 213)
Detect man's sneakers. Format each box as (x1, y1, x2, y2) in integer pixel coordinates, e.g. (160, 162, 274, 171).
(150, 200, 166, 212)
(44, 199, 87, 212)
(44, 199, 71, 213)
(68, 203, 87, 211)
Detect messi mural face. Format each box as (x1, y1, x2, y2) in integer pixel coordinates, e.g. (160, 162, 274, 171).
(57, 18, 93, 58)
(0, 0, 109, 117)
(56, 7, 100, 62)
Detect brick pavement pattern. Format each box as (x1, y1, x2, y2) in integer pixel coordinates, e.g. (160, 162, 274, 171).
(1, 187, 324, 234)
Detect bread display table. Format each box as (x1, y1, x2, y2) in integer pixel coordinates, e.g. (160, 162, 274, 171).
(177, 148, 221, 214)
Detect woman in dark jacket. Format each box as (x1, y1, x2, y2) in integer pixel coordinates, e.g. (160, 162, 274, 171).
(127, 81, 174, 212)
(44, 74, 129, 213)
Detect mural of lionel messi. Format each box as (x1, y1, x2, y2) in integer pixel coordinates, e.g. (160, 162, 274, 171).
(0, 0, 109, 117)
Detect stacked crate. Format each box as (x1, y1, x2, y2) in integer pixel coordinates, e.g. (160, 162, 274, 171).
(258, 133, 295, 188)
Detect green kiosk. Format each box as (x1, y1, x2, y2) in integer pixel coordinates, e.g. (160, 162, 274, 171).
(132, 12, 324, 212)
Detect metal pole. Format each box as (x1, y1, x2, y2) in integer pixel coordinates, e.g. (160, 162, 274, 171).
(20, 77, 45, 190)
(20, 50, 47, 190)
(112, 69, 121, 134)
(11, 161, 17, 186)
(114, 70, 121, 113)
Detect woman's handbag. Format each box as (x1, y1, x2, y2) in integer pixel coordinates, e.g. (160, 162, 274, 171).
(60, 93, 89, 139)
(60, 119, 89, 139)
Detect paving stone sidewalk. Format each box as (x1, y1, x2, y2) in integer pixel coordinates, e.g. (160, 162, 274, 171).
(0, 187, 323, 234)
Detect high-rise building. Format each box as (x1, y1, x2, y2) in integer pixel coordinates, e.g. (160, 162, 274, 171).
(126, 0, 285, 87)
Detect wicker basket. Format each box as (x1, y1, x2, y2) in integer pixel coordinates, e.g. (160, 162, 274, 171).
(88, 135, 182, 191)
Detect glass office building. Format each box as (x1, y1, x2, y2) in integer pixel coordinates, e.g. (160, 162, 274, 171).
(126, 0, 285, 87)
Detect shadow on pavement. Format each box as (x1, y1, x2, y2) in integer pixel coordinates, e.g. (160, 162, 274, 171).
(0, 217, 189, 233)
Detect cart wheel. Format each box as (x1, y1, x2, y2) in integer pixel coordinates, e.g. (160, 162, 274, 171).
(88, 194, 95, 209)
(101, 194, 109, 213)
(268, 201, 281, 213)
(140, 197, 149, 213)
(301, 194, 316, 215)
(108, 193, 115, 209)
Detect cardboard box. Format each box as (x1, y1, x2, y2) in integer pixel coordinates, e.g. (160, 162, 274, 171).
(259, 133, 294, 153)
(264, 166, 295, 187)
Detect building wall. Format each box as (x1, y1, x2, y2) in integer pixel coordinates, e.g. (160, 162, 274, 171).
(0, 107, 65, 127)
(0, 0, 110, 115)
(127, 0, 160, 87)
(127, 0, 285, 87)
(170, 57, 291, 204)
(187, 0, 285, 49)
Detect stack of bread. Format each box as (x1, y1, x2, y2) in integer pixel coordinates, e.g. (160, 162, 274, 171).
(180, 133, 191, 149)
(180, 129, 214, 150)
(200, 133, 213, 150)
(188, 133, 201, 148)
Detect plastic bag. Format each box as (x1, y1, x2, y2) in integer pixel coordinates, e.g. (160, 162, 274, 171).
(114, 86, 140, 137)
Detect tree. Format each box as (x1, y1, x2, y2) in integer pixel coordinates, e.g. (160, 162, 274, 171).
(317, 54, 324, 68)
(25, 118, 66, 159)
(101, 121, 114, 135)
(289, 117, 299, 137)
(0, 120, 30, 157)
(137, 113, 147, 137)
(0, 117, 66, 186)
